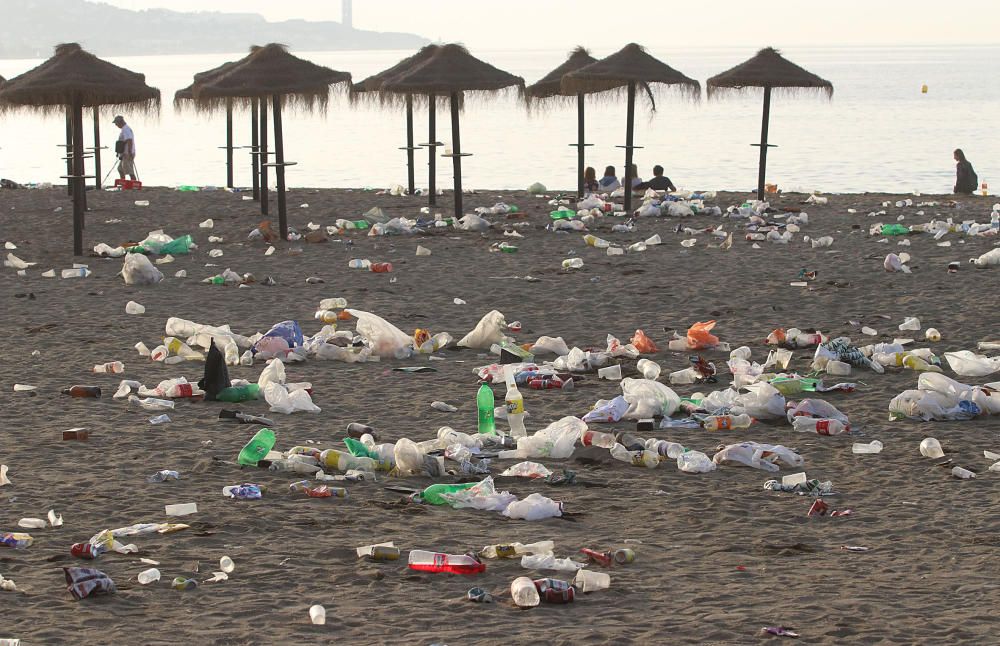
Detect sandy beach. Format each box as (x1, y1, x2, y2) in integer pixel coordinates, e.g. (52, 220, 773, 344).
(1, 184, 999, 645)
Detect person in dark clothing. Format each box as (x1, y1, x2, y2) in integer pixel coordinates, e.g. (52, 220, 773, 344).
(954, 149, 978, 195)
(583, 166, 599, 194)
(634, 165, 676, 192)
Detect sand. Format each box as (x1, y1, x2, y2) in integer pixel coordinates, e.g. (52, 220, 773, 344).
(1, 185, 999, 645)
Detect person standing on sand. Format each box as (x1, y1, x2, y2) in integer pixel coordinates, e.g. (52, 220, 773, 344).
(113, 115, 137, 181)
(953, 149, 978, 195)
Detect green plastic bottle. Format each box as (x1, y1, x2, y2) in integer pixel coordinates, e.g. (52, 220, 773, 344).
(477, 383, 495, 434)
(238, 428, 276, 466)
(217, 384, 260, 403)
(881, 224, 910, 236)
(421, 482, 478, 505)
(549, 208, 575, 220)
(352, 220, 370, 230)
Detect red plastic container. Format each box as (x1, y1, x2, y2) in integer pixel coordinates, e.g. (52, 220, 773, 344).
(114, 179, 143, 190)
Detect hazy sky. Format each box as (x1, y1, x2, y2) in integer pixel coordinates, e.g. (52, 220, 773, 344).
(100, 0, 1000, 50)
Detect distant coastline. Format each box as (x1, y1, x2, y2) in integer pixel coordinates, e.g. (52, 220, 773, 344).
(0, 0, 430, 59)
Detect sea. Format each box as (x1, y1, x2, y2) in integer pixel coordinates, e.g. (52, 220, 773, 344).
(1, 45, 998, 194)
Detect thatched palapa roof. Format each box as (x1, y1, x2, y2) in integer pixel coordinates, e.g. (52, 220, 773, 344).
(174, 57, 248, 108)
(526, 47, 598, 102)
(706, 47, 833, 99)
(561, 43, 700, 102)
(350, 45, 440, 104)
(380, 44, 524, 97)
(0, 43, 160, 114)
(191, 43, 351, 113)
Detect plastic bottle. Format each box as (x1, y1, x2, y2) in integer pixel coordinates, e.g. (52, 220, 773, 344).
(479, 541, 554, 559)
(61, 268, 92, 278)
(237, 428, 276, 466)
(511, 576, 541, 607)
(407, 550, 485, 575)
(852, 441, 883, 454)
(580, 430, 616, 449)
(583, 234, 611, 249)
(137, 568, 161, 584)
(420, 482, 478, 505)
(165, 382, 200, 398)
(93, 361, 124, 374)
(614, 432, 646, 452)
(504, 367, 527, 438)
(477, 383, 495, 434)
(348, 259, 371, 270)
(952, 466, 976, 479)
(62, 385, 102, 398)
(703, 414, 752, 431)
(314, 310, 339, 324)
(646, 438, 686, 459)
(217, 384, 261, 403)
(609, 443, 659, 468)
(562, 258, 584, 269)
(792, 417, 847, 436)
(319, 449, 375, 472)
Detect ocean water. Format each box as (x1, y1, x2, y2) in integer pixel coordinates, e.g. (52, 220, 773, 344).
(0, 45, 997, 194)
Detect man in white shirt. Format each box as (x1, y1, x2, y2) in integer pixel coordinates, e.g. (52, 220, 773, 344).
(113, 115, 137, 181)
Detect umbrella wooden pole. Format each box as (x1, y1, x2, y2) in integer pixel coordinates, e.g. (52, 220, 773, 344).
(428, 93, 437, 206)
(404, 94, 415, 195)
(623, 81, 637, 214)
(757, 86, 772, 200)
(449, 91, 463, 220)
(225, 101, 234, 189)
(272, 94, 288, 241)
(251, 100, 260, 201)
(260, 98, 269, 216)
(92, 108, 102, 191)
(577, 93, 585, 198)
(71, 98, 85, 256)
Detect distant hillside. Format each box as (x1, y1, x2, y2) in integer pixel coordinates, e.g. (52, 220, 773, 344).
(0, 0, 430, 58)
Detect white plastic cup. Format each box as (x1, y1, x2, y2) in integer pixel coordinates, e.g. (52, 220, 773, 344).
(309, 604, 326, 625)
(636, 359, 661, 380)
(597, 364, 622, 381)
(826, 360, 851, 376)
(573, 569, 610, 592)
(919, 438, 944, 459)
(137, 568, 161, 585)
(220, 556, 235, 574)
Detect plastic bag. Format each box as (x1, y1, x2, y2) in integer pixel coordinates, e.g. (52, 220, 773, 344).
(457, 214, 491, 232)
(263, 382, 320, 414)
(687, 321, 719, 350)
(532, 336, 571, 356)
(252, 320, 303, 358)
(514, 416, 585, 459)
(441, 477, 517, 512)
(786, 398, 850, 425)
(582, 395, 629, 423)
(502, 493, 563, 521)
(677, 450, 717, 473)
(732, 382, 786, 420)
(348, 309, 413, 359)
(257, 358, 287, 388)
(712, 442, 804, 472)
(121, 253, 163, 286)
(631, 330, 659, 354)
(500, 461, 553, 479)
(620, 378, 680, 419)
(944, 351, 1000, 377)
(458, 310, 507, 350)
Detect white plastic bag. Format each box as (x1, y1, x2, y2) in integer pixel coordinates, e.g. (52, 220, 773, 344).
(712, 442, 804, 472)
(503, 493, 563, 521)
(457, 214, 491, 232)
(122, 253, 164, 285)
(441, 477, 517, 512)
(532, 336, 571, 356)
(347, 309, 413, 359)
(944, 350, 1000, 377)
(458, 310, 507, 350)
(514, 416, 584, 459)
(258, 358, 287, 388)
(263, 382, 320, 414)
(676, 451, 717, 473)
(732, 382, 786, 419)
(620, 378, 680, 419)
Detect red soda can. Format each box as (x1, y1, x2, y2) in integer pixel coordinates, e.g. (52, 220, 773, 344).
(70, 542, 100, 559)
(370, 262, 393, 273)
(580, 548, 613, 567)
(533, 578, 575, 603)
(807, 500, 829, 517)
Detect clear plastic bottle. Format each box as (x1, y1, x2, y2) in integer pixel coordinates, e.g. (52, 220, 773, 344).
(407, 550, 485, 575)
(609, 443, 659, 468)
(93, 361, 125, 374)
(580, 430, 616, 449)
(479, 540, 554, 559)
(646, 438, 685, 459)
(791, 417, 847, 436)
(137, 568, 160, 584)
(511, 576, 541, 608)
(703, 414, 752, 431)
(504, 367, 527, 438)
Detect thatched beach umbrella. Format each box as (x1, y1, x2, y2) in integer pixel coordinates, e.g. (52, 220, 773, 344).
(193, 44, 351, 240)
(526, 47, 598, 198)
(707, 47, 833, 199)
(382, 44, 524, 219)
(563, 43, 700, 214)
(0, 43, 159, 255)
(351, 45, 442, 202)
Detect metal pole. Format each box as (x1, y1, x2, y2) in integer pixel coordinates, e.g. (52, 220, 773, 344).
(577, 92, 585, 198)
(449, 91, 462, 220)
(624, 81, 636, 214)
(65, 110, 73, 196)
(71, 98, 85, 256)
(92, 108, 102, 191)
(251, 100, 260, 201)
(260, 97, 269, 216)
(272, 94, 288, 241)
(428, 93, 437, 206)
(405, 94, 415, 195)
(757, 86, 772, 200)
(226, 100, 234, 189)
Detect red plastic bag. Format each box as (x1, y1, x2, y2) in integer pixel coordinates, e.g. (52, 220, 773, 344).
(687, 321, 719, 350)
(630, 329, 659, 354)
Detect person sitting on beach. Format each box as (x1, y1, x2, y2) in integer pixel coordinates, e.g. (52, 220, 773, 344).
(634, 165, 677, 193)
(953, 149, 978, 195)
(113, 115, 137, 181)
(627, 164, 643, 192)
(597, 165, 620, 192)
(583, 167, 600, 194)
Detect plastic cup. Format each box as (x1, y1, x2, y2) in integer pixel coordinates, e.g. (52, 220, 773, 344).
(573, 569, 610, 593)
(309, 604, 326, 625)
(137, 568, 160, 585)
(597, 365, 622, 381)
(220, 556, 235, 574)
(919, 438, 944, 459)
(826, 360, 852, 376)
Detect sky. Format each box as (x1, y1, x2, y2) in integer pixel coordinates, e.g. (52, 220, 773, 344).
(98, 0, 1000, 50)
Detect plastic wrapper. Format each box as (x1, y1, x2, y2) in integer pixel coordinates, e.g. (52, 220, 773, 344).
(503, 493, 563, 521)
(621, 378, 680, 419)
(263, 382, 320, 414)
(712, 442, 804, 472)
(458, 310, 507, 350)
(348, 309, 414, 359)
(121, 253, 163, 285)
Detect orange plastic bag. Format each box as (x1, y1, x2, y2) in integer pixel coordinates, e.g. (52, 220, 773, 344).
(686, 321, 719, 350)
(631, 329, 659, 354)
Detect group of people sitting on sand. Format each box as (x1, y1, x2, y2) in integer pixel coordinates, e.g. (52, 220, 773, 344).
(583, 164, 677, 196)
